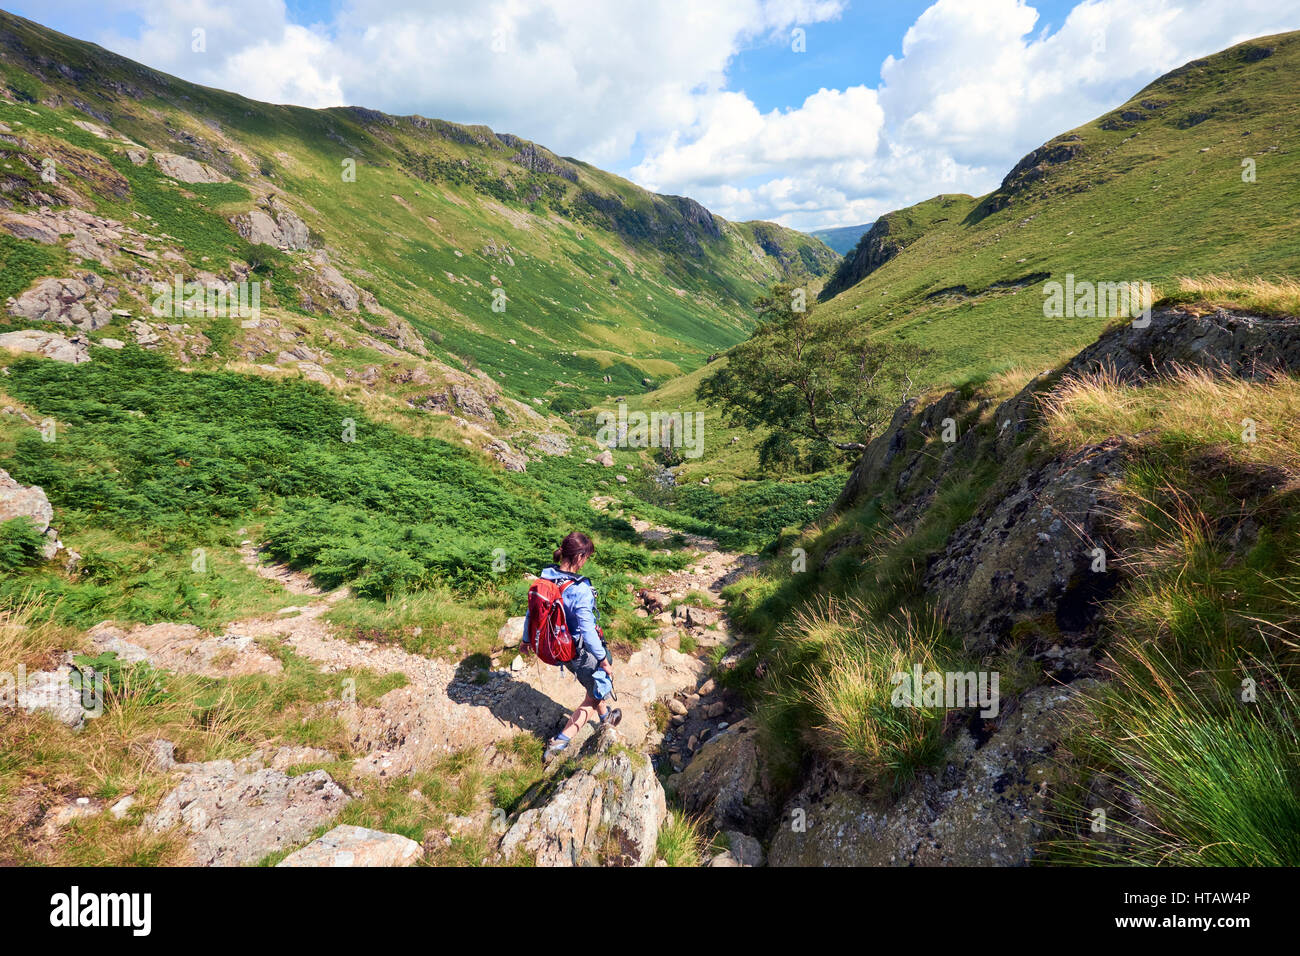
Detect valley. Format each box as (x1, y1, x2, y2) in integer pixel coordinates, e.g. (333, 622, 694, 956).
(0, 9, 1297, 872)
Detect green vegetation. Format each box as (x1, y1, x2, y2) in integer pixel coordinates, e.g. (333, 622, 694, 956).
(698, 282, 933, 470)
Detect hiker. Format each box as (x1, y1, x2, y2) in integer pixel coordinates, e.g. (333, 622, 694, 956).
(521, 532, 621, 760)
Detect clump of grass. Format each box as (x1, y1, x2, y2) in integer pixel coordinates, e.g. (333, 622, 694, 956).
(793, 602, 960, 788)
(1169, 274, 1300, 317)
(1041, 364, 1300, 471)
(1051, 652, 1300, 866)
(655, 809, 707, 866)
(1040, 368, 1300, 864)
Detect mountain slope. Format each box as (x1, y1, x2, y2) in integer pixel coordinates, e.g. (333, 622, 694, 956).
(0, 10, 836, 414)
(814, 31, 1300, 384)
(809, 222, 873, 255)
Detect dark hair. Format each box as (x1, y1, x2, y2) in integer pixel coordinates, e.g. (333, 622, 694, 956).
(554, 531, 595, 566)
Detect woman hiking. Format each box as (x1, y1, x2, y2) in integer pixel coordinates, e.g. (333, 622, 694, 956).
(521, 532, 621, 761)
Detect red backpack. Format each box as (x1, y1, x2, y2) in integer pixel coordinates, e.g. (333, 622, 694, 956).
(526, 578, 577, 665)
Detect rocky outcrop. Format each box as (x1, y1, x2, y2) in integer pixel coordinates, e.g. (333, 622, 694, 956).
(146, 757, 349, 866)
(981, 134, 1084, 213)
(1061, 307, 1300, 383)
(233, 198, 311, 251)
(277, 825, 422, 867)
(87, 621, 284, 678)
(152, 152, 230, 184)
(450, 382, 495, 420)
(767, 682, 1095, 866)
(498, 730, 666, 866)
(487, 438, 528, 473)
(819, 216, 914, 300)
(7, 273, 117, 330)
(531, 432, 570, 457)
(923, 438, 1128, 652)
(667, 719, 776, 835)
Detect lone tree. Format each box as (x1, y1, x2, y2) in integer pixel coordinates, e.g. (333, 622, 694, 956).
(697, 282, 931, 470)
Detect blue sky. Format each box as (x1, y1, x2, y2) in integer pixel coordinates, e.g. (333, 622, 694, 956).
(11, 1, 1300, 229)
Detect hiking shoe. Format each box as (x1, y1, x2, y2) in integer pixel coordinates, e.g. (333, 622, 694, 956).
(602, 708, 623, 728)
(543, 737, 569, 763)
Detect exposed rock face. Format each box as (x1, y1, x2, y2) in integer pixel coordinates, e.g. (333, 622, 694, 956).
(146, 759, 349, 866)
(923, 438, 1128, 652)
(152, 152, 230, 184)
(0, 468, 54, 534)
(984, 134, 1084, 211)
(233, 199, 310, 251)
(277, 825, 422, 867)
(8, 273, 116, 330)
(488, 438, 528, 473)
(767, 682, 1095, 866)
(14, 666, 93, 730)
(450, 382, 495, 420)
(1063, 307, 1300, 383)
(819, 215, 914, 300)
(667, 719, 776, 835)
(498, 730, 666, 866)
(531, 432, 570, 457)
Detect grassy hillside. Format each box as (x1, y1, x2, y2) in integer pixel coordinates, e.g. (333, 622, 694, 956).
(0, 10, 835, 414)
(816, 32, 1300, 383)
(634, 31, 1300, 488)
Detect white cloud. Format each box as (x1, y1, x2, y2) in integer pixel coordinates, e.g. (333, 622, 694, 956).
(39, 0, 1300, 229)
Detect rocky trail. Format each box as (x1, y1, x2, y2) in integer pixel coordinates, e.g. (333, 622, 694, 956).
(23, 510, 758, 866)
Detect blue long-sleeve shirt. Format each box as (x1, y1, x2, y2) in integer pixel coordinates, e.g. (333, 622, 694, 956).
(521, 565, 605, 661)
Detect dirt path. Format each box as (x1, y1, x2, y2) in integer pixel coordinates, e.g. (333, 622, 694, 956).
(87, 513, 753, 782)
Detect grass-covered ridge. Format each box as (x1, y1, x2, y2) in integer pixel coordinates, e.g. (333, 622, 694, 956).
(0, 9, 836, 412)
(814, 33, 1300, 385)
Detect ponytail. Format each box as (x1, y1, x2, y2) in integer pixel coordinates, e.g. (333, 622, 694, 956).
(554, 532, 595, 568)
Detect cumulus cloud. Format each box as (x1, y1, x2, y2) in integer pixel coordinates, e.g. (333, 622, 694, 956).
(37, 0, 1300, 229)
(639, 0, 1300, 228)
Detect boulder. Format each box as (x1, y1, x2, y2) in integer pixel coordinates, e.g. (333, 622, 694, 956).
(668, 719, 776, 834)
(276, 825, 422, 867)
(8, 274, 115, 330)
(596, 450, 615, 467)
(498, 730, 666, 866)
(497, 616, 526, 648)
(15, 666, 93, 730)
(767, 682, 1095, 867)
(0, 468, 54, 534)
(145, 761, 349, 866)
(152, 152, 230, 184)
